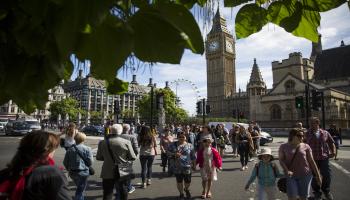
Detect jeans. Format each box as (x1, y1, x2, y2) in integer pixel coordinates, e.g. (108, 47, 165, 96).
(140, 155, 155, 183)
(231, 142, 238, 155)
(70, 174, 88, 200)
(115, 180, 133, 200)
(312, 159, 331, 196)
(257, 184, 276, 200)
(161, 152, 168, 168)
(239, 144, 249, 166)
(287, 174, 313, 198)
(102, 179, 128, 200)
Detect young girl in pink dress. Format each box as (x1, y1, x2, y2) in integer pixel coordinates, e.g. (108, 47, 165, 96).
(196, 135, 222, 199)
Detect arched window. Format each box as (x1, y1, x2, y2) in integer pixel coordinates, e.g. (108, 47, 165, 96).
(270, 104, 282, 120)
(284, 80, 296, 94)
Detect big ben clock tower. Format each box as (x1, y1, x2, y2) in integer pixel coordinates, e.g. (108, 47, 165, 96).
(206, 8, 236, 117)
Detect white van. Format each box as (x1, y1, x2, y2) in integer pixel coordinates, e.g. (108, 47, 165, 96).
(24, 119, 41, 131)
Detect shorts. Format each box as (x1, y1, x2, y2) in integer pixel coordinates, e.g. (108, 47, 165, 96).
(175, 173, 192, 183)
(286, 174, 313, 198)
(334, 138, 340, 149)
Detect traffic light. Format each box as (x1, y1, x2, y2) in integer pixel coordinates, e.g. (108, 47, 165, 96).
(295, 96, 304, 109)
(114, 100, 120, 114)
(311, 90, 322, 111)
(205, 105, 210, 114)
(196, 101, 202, 115)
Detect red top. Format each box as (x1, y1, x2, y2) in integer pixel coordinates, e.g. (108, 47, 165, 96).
(196, 147, 222, 168)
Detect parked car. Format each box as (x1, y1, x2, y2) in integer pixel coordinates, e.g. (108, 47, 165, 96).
(82, 125, 104, 136)
(5, 120, 15, 135)
(0, 119, 8, 134)
(8, 122, 32, 136)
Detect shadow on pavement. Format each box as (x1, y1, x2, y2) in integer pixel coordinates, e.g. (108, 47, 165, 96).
(221, 167, 241, 172)
(130, 196, 181, 200)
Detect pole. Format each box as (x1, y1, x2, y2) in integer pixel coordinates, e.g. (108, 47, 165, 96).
(202, 98, 205, 125)
(305, 70, 310, 129)
(321, 91, 325, 129)
(150, 85, 154, 127)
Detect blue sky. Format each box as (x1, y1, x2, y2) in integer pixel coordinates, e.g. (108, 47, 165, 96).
(72, 3, 350, 116)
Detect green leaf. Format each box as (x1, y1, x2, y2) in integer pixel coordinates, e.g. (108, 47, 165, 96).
(302, 0, 346, 12)
(75, 15, 133, 82)
(131, 0, 149, 8)
(235, 3, 268, 39)
(107, 78, 129, 95)
(63, 60, 74, 81)
(154, 3, 204, 54)
(256, 0, 269, 6)
(130, 4, 203, 63)
(0, 9, 7, 21)
(196, 0, 208, 7)
(279, 1, 303, 32)
(224, 0, 251, 7)
(291, 9, 320, 42)
(267, 0, 320, 42)
(267, 1, 291, 25)
(175, 0, 197, 9)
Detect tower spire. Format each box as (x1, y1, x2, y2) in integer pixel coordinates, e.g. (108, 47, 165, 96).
(248, 58, 265, 85)
(210, 6, 229, 34)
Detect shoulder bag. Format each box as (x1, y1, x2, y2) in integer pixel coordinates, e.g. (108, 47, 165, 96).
(106, 138, 135, 182)
(72, 145, 95, 175)
(277, 145, 300, 193)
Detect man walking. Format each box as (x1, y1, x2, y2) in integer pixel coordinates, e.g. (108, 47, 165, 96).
(96, 124, 137, 200)
(121, 124, 139, 194)
(305, 117, 336, 200)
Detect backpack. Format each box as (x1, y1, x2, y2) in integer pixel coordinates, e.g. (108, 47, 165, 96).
(255, 162, 277, 179)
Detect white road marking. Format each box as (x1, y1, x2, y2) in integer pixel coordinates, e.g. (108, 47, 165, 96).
(330, 161, 350, 178)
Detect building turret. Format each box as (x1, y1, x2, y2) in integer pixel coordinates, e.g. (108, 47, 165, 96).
(247, 58, 266, 96)
(310, 34, 322, 62)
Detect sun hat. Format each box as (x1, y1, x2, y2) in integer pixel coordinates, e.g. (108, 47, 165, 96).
(257, 147, 274, 160)
(201, 134, 213, 142)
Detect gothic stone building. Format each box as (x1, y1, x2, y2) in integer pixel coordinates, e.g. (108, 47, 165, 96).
(206, 10, 350, 129)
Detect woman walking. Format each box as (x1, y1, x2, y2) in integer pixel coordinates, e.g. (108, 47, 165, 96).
(236, 125, 253, 171)
(64, 132, 93, 200)
(138, 126, 157, 188)
(279, 128, 322, 200)
(196, 135, 222, 199)
(160, 128, 174, 172)
(0, 131, 71, 200)
(61, 122, 78, 149)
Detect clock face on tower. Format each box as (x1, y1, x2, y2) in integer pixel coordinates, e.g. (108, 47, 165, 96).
(225, 41, 233, 53)
(208, 40, 219, 52)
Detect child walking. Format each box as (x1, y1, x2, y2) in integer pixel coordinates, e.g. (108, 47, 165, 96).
(245, 147, 283, 200)
(196, 135, 222, 199)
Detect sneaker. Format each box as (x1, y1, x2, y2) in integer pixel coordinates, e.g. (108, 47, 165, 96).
(245, 165, 248, 170)
(325, 192, 334, 200)
(184, 189, 191, 199)
(241, 167, 245, 171)
(142, 183, 147, 189)
(249, 158, 254, 162)
(147, 179, 151, 185)
(128, 186, 136, 194)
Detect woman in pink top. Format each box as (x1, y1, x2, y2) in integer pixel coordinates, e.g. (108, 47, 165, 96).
(160, 128, 174, 172)
(279, 128, 321, 200)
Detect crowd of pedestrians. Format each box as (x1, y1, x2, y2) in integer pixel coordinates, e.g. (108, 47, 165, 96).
(0, 117, 343, 200)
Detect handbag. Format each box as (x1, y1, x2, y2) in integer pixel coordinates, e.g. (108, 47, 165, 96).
(106, 138, 135, 182)
(277, 145, 300, 193)
(72, 145, 95, 175)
